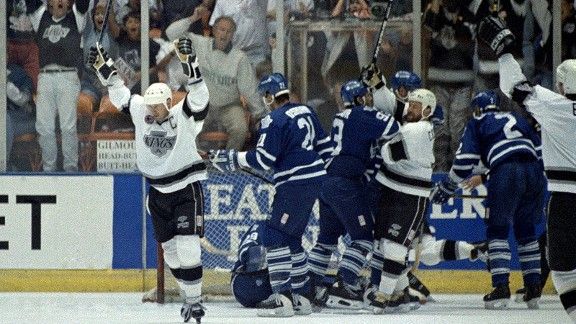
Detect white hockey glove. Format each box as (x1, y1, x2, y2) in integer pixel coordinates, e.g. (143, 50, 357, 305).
(429, 179, 458, 204)
(360, 63, 386, 90)
(477, 16, 515, 58)
(173, 37, 202, 82)
(208, 149, 240, 172)
(88, 42, 118, 86)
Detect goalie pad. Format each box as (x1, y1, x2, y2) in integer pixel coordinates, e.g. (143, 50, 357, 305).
(477, 16, 515, 57)
(87, 42, 118, 86)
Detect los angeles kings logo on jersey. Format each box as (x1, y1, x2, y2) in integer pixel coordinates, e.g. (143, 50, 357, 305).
(144, 130, 176, 157)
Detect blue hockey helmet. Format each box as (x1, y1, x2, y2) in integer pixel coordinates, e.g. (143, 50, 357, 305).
(340, 80, 368, 108)
(391, 70, 422, 100)
(231, 270, 273, 307)
(470, 90, 499, 117)
(257, 73, 290, 98)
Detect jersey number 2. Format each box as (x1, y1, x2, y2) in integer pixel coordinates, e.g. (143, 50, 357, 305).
(495, 114, 522, 139)
(297, 116, 316, 150)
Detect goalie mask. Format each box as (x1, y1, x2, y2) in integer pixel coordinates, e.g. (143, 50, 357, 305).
(340, 80, 368, 108)
(144, 83, 172, 109)
(391, 70, 422, 102)
(470, 90, 499, 117)
(406, 88, 436, 121)
(556, 59, 576, 95)
(257, 73, 289, 106)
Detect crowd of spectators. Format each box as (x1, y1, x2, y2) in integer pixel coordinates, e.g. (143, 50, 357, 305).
(5, 0, 576, 172)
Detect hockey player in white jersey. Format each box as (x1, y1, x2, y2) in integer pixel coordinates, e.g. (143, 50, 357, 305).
(364, 66, 486, 306)
(88, 38, 209, 323)
(365, 86, 438, 313)
(478, 14, 576, 322)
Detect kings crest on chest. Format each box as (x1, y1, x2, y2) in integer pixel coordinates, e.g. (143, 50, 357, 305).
(144, 130, 176, 157)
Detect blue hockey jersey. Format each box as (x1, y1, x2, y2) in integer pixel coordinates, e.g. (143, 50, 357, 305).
(449, 111, 542, 183)
(328, 106, 400, 177)
(241, 102, 332, 187)
(232, 224, 266, 274)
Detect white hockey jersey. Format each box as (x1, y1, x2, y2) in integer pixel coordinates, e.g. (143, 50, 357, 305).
(375, 120, 435, 197)
(108, 80, 209, 193)
(499, 54, 576, 194)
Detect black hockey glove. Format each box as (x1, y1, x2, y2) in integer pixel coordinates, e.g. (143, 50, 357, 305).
(429, 179, 458, 204)
(174, 37, 202, 81)
(88, 42, 118, 86)
(477, 16, 515, 58)
(361, 63, 386, 90)
(511, 80, 534, 106)
(209, 149, 239, 172)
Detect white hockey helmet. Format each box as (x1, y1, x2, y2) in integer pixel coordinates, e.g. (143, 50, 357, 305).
(556, 59, 576, 95)
(408, 88, 436, 118)
(144, 83, 172, 107)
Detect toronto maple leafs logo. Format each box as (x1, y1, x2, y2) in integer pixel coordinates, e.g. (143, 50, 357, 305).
(143, 130, 176, 157)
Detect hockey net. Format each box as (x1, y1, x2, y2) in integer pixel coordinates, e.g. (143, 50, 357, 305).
(142, 165, 333, 303)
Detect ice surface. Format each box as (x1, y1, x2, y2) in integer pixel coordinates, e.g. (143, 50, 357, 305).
(0, 293, 568, 324)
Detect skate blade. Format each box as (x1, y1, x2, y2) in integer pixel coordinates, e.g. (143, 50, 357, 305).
(257, 308, 295, 317)
(484, 298, 509, 309)
(325, 296, 364, 310)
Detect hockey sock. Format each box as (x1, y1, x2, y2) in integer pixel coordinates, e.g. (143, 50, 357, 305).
(370, 241, 385, 286)
(518, 239, 541, 286)
(266, 246, 292, 293)
(290, 250, 310, 295)
(488, 239, 511, 286)
(338, 240, 372, 285)
(308, 243, 337, 281)
(175, 265, 202, 301)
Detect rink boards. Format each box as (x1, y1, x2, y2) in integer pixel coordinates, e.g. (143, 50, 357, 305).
(0, 173, 548, 293)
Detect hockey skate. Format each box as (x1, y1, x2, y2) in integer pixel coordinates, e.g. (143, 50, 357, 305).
(514, 287, 526, 303)
(292, 293, 312, 315)
(407, 271, 434, 303)
(363, 286, 404, 314)
(325, 280, 365, 309)
(470, 241, 489, 262)
(256, 292, 295, 317)
(522, 284, 542, 309)
(483, 285, 511, 309)
(404, 287, 422, 311)
(180, 301, 205, 323)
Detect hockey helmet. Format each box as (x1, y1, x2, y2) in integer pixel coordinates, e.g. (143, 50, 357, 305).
(257, 73, 290, 98)
(391, 70, 422, 100)
(144, 83, 172, 108)
(556, 59, 576, 95)
(341, 80, 368, 108)
(407, 88, 436, 118)
(231, 270, 273, 307)
(470, 90, 499, 117)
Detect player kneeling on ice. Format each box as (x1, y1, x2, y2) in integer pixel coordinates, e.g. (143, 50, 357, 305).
(88, 38, 210, 323)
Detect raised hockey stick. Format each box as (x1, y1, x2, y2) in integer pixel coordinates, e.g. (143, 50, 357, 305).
(97, 0, 113, 44)
(372, 0, 394, 62)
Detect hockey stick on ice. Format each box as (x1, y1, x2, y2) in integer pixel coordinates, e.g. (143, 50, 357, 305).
(372, 0, 394, 62)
